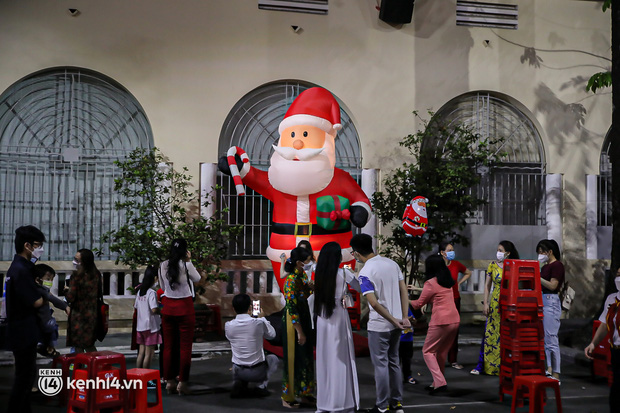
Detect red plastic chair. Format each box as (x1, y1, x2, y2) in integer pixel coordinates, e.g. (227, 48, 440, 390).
(127, 368, 163, 413)
(511, 375, 562, 413)
(67, 351, 129, 413)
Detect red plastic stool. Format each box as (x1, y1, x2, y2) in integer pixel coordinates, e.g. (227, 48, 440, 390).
(511, 375, 562, 413)
(127, 368, 163, 413)
(67, 351, 129, 413)
(51, 352, 77, 406)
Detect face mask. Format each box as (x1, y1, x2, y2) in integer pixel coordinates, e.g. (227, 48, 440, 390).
(615, 277, 620, 292)
(42, 280, 53, 288)
(538, 254, 548, 263)
(30, 245, 44, 262)
(496, 251, 505, 262)
(72, 260, 79, 270)
(446, 251, 455, 261)
(303, 262, 313, 271)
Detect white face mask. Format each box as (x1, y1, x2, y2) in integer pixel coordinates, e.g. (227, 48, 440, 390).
(303, 262, 313, 271)
(30, 245, 44, 262)
(615, 277, 620, 292)
(538, 254, 548, 263)
(496, 251, 505, 262)
(72, 260, 79, 270)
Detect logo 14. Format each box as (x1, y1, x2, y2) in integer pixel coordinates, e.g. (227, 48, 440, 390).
(38, 369, 63, 397)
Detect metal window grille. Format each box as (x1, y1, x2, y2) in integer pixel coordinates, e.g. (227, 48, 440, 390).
(0, 68, 153, 261)
(428, 92, 546, 226)
(217, 80, 362, 258)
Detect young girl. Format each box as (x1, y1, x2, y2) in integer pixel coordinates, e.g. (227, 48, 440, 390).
(135, 266, 162, 370)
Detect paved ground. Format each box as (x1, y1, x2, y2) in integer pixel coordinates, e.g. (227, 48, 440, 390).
(0, 323, 611, 413)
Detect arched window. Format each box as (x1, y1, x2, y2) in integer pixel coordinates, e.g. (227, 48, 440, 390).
(427, 92, 546, 225)
(598, 128, 612, 226)
(218, 80, 362, 258)
(0, 67, 153, 260)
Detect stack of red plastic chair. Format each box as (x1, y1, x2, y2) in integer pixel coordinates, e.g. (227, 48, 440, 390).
(591, 319, 613, 386)
(67, 351, 129, 413)
(51, 352, 77, 406)
(498, 259, 546, 407)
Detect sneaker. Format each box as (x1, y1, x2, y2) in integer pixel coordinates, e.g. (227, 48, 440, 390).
(389, 401, 404, 413)
(451, 363, 464, 370)
(550, 376, 561, 386)
(470, 368, 480, 375)
(406, 377, 418, 385)
(366, 406, 388, 413)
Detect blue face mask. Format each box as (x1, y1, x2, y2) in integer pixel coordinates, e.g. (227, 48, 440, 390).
(446, 251, 455, 261)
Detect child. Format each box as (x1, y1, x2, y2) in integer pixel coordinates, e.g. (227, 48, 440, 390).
(134, 266, 162, 371)
(34, 264, 70, 358)
(400, 304, 417, 385)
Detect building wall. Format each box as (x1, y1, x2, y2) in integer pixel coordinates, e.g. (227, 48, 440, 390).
(0, 0, 612, 317)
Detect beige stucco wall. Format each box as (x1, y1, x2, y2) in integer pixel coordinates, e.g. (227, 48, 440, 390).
(0, 0, 612, 317)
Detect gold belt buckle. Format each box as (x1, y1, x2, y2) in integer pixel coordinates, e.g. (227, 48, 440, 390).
(294, 222, 311, 237)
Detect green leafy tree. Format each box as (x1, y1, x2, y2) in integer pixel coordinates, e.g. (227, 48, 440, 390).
(98, 147, 243, 283)
(372, 112, 505, 285)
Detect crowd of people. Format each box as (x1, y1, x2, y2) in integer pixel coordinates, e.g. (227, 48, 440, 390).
(4, 224, 619, 413)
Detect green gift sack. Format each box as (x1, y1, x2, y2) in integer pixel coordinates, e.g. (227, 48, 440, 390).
(316, 195, 351, 231)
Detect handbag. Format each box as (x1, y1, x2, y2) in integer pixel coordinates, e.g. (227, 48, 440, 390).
(96, 277, 109, 342)
(341, 277, 355, 309)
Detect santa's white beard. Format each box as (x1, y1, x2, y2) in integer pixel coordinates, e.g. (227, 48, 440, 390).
(268, 142, 335, 196)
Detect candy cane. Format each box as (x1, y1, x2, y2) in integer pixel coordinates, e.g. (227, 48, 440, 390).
(227, 146, 250, 196)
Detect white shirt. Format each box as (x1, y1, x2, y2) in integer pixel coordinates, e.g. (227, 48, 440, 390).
(159, 260, 201, 299)
(225, 314, 276, 366)
(134, 289, 161, 333)
(598, 292, 620, 346)
(358, 255, 404, 332)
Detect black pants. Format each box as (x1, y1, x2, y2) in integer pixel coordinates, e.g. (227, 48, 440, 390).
(399, 340, 414, 380)
(7, 344, 37, 413)
(611, 348, 620, 413)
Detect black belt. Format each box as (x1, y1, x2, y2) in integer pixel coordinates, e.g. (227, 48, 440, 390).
(271, 223, 350, 236)
(235, 361, 267, 369)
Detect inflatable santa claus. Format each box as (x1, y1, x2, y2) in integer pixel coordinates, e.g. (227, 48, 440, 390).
(402, 196, 428, 237)
(219, 87, 371, 290)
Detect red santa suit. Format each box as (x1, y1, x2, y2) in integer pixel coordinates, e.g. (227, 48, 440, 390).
(241, 165, 371, 290)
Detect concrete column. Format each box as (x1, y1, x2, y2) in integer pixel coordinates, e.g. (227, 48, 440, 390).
(546, 174, 563, 249)
(110, 273, 118, 297)
(586, 174, 598, 259)
(361, 168, 378, 251)
(124, 273, 133, 296)
(200, 163, 218, 219)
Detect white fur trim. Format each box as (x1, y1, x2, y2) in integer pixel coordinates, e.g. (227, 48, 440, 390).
(239, 161, 250, 178)
(352, 201, 372, 225)
(279, 114, 335, 135)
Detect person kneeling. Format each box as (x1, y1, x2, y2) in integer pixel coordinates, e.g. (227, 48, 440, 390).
(225, 294, 279, 398)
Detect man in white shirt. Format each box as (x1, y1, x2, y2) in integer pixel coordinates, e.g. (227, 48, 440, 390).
(351, 234, 410, 413)
(225, 294, 279, 398)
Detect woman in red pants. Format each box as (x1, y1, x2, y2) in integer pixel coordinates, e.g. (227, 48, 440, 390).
(411, 254, 460, 395)
(159, 238, 201, 395)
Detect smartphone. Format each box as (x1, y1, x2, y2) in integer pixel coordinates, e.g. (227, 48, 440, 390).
(252, 300, 261, 317)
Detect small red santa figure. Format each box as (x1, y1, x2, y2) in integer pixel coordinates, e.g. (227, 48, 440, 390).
(219, 87, 371, 291)
(402, 196, 428, 237)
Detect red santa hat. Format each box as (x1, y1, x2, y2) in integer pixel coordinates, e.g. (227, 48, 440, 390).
(278, 87, 343, 135)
